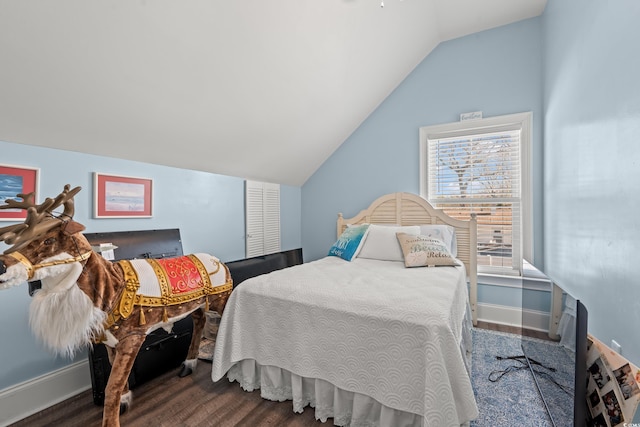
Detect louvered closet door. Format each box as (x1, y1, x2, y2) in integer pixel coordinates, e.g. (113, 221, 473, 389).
(262, 183, 280, 255)
(245, 181, 280, 258)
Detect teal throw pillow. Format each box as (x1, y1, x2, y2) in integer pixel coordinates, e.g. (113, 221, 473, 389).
(327, 224, 370, 261)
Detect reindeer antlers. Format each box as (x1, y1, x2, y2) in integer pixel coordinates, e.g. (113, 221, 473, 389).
(0, 185, 82, 254)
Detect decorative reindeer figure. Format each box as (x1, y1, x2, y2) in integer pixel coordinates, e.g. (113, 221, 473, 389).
(0, 185, 232, 427)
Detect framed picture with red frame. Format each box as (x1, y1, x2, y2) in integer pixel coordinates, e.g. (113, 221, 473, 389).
(94, 173, 153, 218)
(0, 164, 40, 221)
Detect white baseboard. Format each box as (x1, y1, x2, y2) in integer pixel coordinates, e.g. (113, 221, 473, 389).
(477, 302, 550, 333)
(0, 360, 92, 427)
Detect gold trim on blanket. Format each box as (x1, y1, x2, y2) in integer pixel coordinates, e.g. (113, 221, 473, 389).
(118, 259, 141, 320)
(102, 256, 232, 332)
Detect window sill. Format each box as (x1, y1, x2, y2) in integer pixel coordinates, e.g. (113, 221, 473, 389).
(478, 262, 552, 291)
(478, 273, 550, 291)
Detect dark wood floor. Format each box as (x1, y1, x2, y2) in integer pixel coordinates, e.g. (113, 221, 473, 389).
(10, 323, 550, 427)
(11, 359, 326, 427)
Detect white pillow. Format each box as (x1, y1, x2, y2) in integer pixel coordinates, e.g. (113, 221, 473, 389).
(419, 225, 457, 257)
(357, 224, 421, 261)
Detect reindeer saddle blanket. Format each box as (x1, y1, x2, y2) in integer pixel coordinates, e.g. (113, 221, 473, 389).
(107, 253, 232, 326)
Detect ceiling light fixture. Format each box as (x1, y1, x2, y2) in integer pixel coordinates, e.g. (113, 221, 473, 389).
(381, 0, 403, 8)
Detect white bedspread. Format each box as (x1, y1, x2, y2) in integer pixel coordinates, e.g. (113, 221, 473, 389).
(211, 257, 478, 426)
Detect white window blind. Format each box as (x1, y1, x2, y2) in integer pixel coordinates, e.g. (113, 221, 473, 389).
(245, 180, 280, 258)
(420, 113, 532, 276)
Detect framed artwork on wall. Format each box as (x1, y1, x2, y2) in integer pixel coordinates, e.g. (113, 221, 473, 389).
(94, 173, 153, 218)
(0, 164, 39, 221)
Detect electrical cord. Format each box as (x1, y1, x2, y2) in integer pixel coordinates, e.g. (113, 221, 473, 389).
(489, 354, 572, 396)
(496, 355, 556, 371)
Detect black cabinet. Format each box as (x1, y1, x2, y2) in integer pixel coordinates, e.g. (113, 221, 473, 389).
(226, 248, 303, 287)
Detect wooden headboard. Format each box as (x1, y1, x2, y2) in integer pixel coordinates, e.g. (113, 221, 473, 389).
(337, 192, 478, 325)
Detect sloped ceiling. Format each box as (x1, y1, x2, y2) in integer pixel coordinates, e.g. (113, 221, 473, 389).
(0, 0, 546, 186)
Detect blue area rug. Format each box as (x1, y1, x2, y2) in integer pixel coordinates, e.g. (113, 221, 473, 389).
(471, 328, 573, 427)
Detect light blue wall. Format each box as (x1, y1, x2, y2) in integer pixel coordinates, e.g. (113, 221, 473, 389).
(543, 0, 640, 365)
(476, 283, 549, 313)
(302, 18, 544, 264)
(301, 0, 640, 368)
(280, 185, 302, 253)
(0, 139, 301, 390)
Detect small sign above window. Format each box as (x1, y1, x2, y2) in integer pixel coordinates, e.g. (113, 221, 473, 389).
(460, 111, 483, 121)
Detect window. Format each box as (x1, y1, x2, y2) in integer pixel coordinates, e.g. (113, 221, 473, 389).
(245, 180, 281, 258)
(420, 112, 532, 276)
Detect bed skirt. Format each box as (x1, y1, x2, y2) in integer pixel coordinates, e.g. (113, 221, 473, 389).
(219, 301, 474, 427)
(222, 305, 473, 427)
(227, 359, 423, 427)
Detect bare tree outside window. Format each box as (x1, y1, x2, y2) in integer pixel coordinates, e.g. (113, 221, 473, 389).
(428, 131, 520, 272)
(420, 112, 532, 276)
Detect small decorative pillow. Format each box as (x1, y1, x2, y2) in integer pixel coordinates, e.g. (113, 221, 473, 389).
(357, 225, 421, 262)
(396, 232, 459, 267)
(327, 224, 370, 261)
(419, 225, 457, 257)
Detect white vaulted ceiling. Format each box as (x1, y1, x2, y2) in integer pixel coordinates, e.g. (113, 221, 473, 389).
(0, 0, 546, 186)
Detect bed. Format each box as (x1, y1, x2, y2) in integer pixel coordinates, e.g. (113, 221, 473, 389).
(211, 192, 479, 427)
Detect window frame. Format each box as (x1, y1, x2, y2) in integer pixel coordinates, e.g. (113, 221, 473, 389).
(419, 112, 532, 276)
